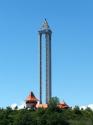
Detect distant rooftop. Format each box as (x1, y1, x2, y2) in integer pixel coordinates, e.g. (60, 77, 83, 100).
(26, 91, 38, 102)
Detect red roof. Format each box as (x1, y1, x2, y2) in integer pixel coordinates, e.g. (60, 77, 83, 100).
(36, 101, 69, 109)
(26, 91, 38, 102)
(58, 101, 69, 109)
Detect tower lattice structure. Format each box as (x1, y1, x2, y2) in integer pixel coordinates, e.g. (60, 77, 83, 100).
(38, 19, 52, 104)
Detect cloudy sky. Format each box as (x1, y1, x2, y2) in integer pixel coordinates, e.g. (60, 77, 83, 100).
(0, 0, 93, 107)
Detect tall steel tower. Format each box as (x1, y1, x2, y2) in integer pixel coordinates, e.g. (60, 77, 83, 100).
(38, 19, 52, 104)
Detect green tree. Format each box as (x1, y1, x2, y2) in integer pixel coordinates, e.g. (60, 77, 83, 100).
(48, 97, 60, 111)
(13, 110, 32, 125)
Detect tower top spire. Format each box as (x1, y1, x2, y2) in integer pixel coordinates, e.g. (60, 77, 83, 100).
(42, 18, 50, 29)
(39, 19, 52, 34)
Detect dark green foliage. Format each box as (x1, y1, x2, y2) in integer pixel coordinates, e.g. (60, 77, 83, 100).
(48, 97, 60, 111)
(0, 105, 93, 125)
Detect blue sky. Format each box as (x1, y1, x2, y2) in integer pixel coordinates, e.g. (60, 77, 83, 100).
(0, 0, 93, 107)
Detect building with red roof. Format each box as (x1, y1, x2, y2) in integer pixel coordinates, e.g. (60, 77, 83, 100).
(26, 91, 38, 109)
(25, 91, 69, 109)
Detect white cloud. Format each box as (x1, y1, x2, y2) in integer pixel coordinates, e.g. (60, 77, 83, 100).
(88, 104, 93, 110)
(11, 103, 17, 110)
(80, 105, 87, 110)
(18, 102, 26, 109)
(80, 104, 93, 110)
(10, 101, 26, 110)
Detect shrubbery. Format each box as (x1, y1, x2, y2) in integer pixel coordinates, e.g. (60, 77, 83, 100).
(0, 98, 93, 125)
(0, 106, 93, 125)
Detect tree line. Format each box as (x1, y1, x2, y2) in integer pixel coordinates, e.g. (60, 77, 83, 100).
(0, 97, 93, 125)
